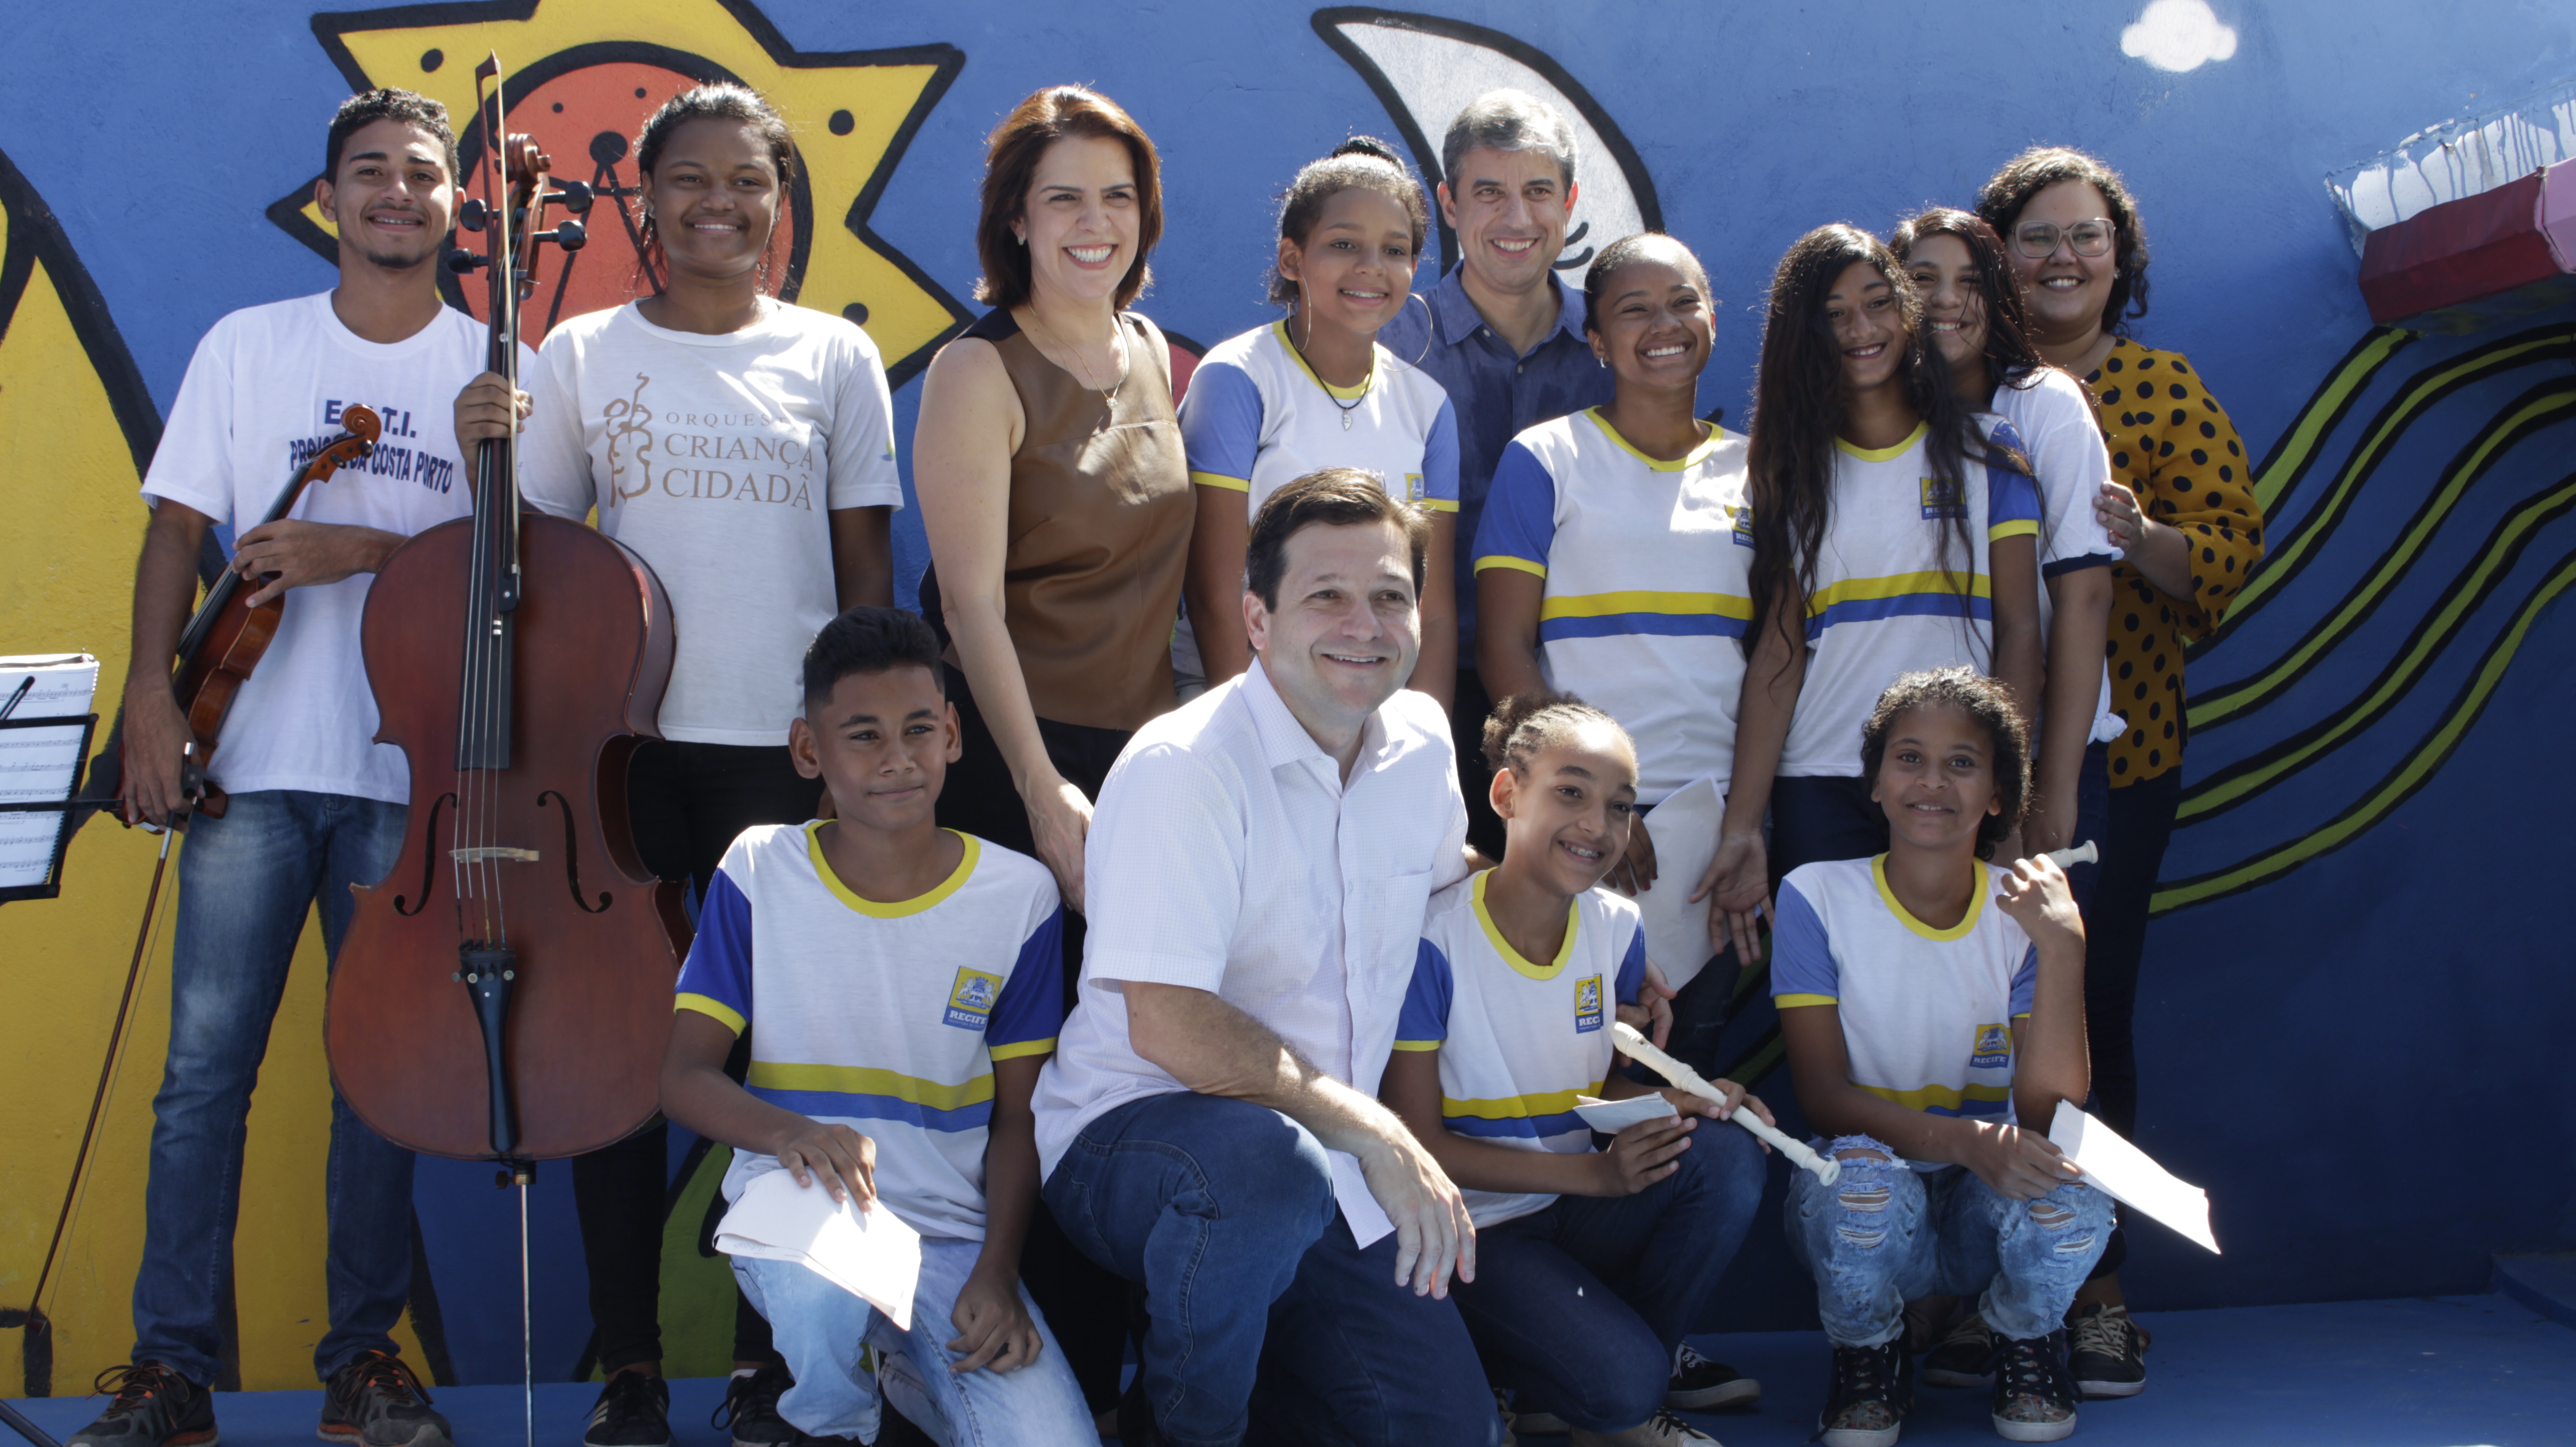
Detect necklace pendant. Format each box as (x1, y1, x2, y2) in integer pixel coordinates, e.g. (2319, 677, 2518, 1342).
(1342, 410, 1354, 431)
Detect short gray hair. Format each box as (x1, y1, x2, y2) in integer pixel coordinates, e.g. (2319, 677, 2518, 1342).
(1439, 89, 1577, 191)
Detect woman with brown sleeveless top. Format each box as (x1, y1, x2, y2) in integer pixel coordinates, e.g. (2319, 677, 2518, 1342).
(911, 85, 1190, 1425)
(915, 85, 1191, 928)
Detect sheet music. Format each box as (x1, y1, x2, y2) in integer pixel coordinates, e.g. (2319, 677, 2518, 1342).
(0, 654, 98, 888)
(2049, 1100, 2221, 1254)
(1636, 775, 1726, 989)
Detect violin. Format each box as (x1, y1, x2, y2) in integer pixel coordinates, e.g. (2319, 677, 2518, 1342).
(329, 53, 685, 1166)
(145, 411, 383, 821)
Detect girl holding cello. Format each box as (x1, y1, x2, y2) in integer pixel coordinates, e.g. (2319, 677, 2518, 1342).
(453, 80, 901, 1447)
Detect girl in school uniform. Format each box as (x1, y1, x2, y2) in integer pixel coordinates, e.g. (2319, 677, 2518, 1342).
(1891, 208, 2121, 899)
(1705, 224, 2046, 914)
(1471, 232, 1760, 1068)
(1176, 137, 1460, 710)
(1382, 692, 1773, 1447)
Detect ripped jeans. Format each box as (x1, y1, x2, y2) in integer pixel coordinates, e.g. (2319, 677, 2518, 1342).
(1784, 1136, 2111, 1348)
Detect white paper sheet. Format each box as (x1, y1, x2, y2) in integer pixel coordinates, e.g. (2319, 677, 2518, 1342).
(2048, 1100, 2220, 1254)
(1573, 1093, 1680, 1133)
(1634, 776, 1725, 989)
(0, 654, 99, 889)
(713, 1170, 925, 1328)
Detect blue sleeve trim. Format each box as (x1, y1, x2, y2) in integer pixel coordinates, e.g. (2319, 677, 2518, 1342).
(1983, 418, 2044, 527)
(1615, 924, 1648, 1005)
(1422, 400, 1462, 505)
(674, 869, 755, 1024)
(2041, 552, 2117, 578)
(1395, 938, 1455, 1044)
(2009, 943, 2039, 1017)
(1176, 357, 1265, 484)
(1471, 440, 1558, 568)
(988, 904, 1069, 1049)
(1768, 877, 1838, 1001)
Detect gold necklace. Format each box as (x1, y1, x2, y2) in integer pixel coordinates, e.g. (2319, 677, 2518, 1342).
(1027, 308, 1127, 415)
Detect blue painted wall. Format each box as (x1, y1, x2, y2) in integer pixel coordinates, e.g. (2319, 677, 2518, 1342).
(6, 0, 2573, 1371)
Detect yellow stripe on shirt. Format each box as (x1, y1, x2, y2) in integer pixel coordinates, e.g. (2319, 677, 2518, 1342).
(1539, 589, 1755, 622)
(1439, 1080, 1608, 1121)
(1476, 555, 1547, 577)
(1853, 1080, 2013, 1113)
(748, 1062, 995, 1112)
(1807, 569, 1993, 614)
(676, 993, 746, 1036)
(1191, 470, 1251, 492)
(1988, 518, 2039, 542)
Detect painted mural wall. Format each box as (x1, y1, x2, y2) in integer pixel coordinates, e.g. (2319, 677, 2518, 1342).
(4, 0, 2574, 1393)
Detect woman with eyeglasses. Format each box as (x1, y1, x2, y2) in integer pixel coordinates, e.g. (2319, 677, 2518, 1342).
(1974, 145, 2267, 1403)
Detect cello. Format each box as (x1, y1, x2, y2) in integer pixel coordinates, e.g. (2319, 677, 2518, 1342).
(328, 47, 684, 1247)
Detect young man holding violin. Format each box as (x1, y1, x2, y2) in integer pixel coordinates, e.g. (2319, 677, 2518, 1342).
(74, 89, 518, 1447)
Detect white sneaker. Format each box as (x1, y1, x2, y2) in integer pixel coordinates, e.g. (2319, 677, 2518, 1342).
(1570, 1409, 1721, 1447)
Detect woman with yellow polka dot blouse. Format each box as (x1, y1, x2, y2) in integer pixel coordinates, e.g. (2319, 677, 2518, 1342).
(1976, 144, 2266, 1401)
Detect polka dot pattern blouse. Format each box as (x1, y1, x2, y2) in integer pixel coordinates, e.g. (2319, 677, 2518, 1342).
(2082, 339, 2266, 786)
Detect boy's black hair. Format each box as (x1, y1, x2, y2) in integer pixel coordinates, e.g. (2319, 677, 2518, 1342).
(1858, 666, 2030, 860)
(801, 607, 946, 707)
(1244, 468, 1431, 611)
(325, 89, 460, 188)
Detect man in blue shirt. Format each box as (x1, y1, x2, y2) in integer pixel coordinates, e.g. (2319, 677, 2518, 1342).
(1382, 88, 1614, 853)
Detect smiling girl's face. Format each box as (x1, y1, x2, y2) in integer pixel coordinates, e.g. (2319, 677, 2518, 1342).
(1870, 703, 2002, 855)
(644, 118, 782, 283)
(1494, 720, 1638, 898)
(1823, 258, 1905, 394)
(1590, 247, 1713, 393)
(1905, 233, 1989, 380)
(1280, 185, 1417, 339)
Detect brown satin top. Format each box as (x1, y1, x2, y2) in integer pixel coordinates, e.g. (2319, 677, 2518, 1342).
(959, 306, 1192, 732)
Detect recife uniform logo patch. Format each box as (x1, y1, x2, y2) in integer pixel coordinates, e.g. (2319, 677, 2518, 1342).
(1920, 476, 1966, 520)
(944, 968, 1002, 1030)
(1731, 502, 1755, 548)
(1969, 1022, 2013, 1070)
(1575, 974, 1605, 1033)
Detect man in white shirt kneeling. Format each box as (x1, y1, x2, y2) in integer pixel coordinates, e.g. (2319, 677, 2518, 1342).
(1032, 470, 1499, 1447)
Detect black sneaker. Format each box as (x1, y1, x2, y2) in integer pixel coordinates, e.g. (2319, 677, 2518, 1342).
(1990, 1330, 2080, 1442)
(319, 1351, 453, 1447)
(1817, 1340, 1910, 1447)
(1666, 1341, 1760, 1410)
(582, 1372, 671, 1447)
(1920, 1309, 1996, 1388)
(2068, 1302, 2149, 1399)
(711, 1367, 797, 1447)
(66, 1364, 218, 1447)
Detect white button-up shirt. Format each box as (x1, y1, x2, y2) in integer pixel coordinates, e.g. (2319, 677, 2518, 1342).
(1033, 659, 1470, 1192)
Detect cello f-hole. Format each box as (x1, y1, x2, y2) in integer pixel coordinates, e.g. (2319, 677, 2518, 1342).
(396, 792, 456, 916)
(538, 789, 611, 914)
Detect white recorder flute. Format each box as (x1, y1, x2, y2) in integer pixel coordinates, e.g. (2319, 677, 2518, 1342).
(2044, 841, 2098, 868)
(1610, 1022, 1840, 1185)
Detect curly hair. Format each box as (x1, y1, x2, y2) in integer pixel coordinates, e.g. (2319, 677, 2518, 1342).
(1973, 145, 2151, 337)
(1580, 233, 1711, 340)
(1480, 689, 1628, 777)
(1857, 666, 2030, 860)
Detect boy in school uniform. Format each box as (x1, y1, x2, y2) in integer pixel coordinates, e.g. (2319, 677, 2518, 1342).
(660, 607, 1094, 1447)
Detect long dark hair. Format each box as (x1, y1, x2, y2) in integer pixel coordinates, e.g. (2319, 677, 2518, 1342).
(1746, 225, 2010, 650)
(1889, 207, 2048, 395)
(1973, 146, 2151, 337)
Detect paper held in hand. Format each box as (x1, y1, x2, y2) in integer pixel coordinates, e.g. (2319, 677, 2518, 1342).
(1634, 776, 1724, 991)
(1573, 1094, 1680, 1133)
(714, 1170, 924, 1328)
(2048, 1100, 2220, 1254)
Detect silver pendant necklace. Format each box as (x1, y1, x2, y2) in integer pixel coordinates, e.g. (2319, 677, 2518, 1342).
(1288, 315, 1371, 429)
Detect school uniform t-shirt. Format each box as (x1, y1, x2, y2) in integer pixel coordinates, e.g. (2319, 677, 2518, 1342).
(674, 824, 1065, 1241)
(1394, 871, 1648, 1226)
(1473, 409, 1753, 804)
(140, 293, 508, 804)
(1777, 418, 2044, 777)
(519, 301, 901, 746)
(1172, 321, 1459, 677)
(1771, 856, 2036, 1167)
(1989, 369, 2124, 746)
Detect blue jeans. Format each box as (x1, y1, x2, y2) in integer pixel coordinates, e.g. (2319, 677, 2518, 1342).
(732, 1241, 1093, 1446)
(1042, 1092, 1504, 1447)
(132, 790, 415, 1384)
(1784, 1136, 2111, 1348)
(1451, 1125, 1767, 1431)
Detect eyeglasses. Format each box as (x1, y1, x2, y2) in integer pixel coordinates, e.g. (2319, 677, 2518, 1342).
(2012, 219, 2115, 259)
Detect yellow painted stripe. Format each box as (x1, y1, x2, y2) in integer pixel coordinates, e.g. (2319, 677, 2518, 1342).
(2249, 326, 2418, 516)
(1476, 555, 1547, 577)
(676, 993, 746, 1036)
(2155, 550, 2576, 915)
(1191, 470, 1250, 492)
(1391, 1039, 1443, 1052)
(2184, 471, 2576, 815)
(2191, 388, 2576, 731)
(987, 1037, 1057, 1061)
(1808, 569, 1991, 612)
(1441, 1079, 1609, 1120)
(1834, 422, 1928, 463)
(1539, 589, 1754, 621)
(1988, 519, 2039, 541)
(1855, 1080, 2013, 1112)
(1773, 993, 1838, 1009)
(748, 1062, 995, 1111)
